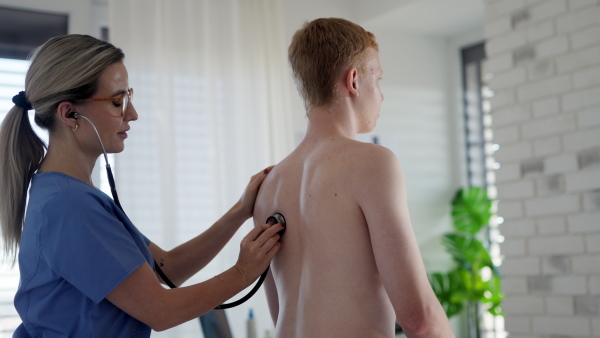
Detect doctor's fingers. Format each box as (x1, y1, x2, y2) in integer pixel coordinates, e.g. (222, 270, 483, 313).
(255, 223, 283, 247)
(248, 165, 275, 187)
(242, 222, 283, 243)
(239, 227, 280, 258)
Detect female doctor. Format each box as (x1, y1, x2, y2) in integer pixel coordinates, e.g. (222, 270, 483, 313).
(0, 34, 282, 336)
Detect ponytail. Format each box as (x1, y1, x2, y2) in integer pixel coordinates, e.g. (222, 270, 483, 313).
(0, 96, 46, 264)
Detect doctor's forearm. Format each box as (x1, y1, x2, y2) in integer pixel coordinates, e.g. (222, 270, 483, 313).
(159, 202, 248, 285)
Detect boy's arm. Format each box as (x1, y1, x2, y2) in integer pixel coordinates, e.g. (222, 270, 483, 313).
(356, 145, 455, 338)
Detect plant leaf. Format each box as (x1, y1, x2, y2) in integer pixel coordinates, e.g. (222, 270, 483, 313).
(441, 234, 495, 270)
(429, 271, 465, 318)
(451, 187, 492, 235)
(483, 275, 505, 316)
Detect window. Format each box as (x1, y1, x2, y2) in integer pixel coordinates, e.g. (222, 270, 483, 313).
(0, 6, 68, 60)
(461, 43, 505, 338)
(0, 6, 68, 335)
(0, 57, 31, 335)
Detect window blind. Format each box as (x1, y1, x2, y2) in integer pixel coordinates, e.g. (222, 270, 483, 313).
(0, 57, 30, 336)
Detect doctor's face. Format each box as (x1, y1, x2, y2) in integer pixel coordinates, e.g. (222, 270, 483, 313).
(74, 62, 138, 155)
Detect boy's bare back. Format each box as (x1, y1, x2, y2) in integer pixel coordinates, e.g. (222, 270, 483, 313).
(254, 138, 399, 337)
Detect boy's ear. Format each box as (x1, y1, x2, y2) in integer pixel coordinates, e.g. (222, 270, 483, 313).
(345, 68, 359, 97)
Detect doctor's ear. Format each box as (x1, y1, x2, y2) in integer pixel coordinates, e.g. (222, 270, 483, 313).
(57, 101, 78, 123)
(345, 68, 359, 97)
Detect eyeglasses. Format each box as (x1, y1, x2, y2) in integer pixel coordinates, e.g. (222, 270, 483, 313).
(79, 88, 134, 117)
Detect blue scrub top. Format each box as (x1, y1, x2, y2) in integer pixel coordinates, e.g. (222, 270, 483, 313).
(14, 172, 154, 337)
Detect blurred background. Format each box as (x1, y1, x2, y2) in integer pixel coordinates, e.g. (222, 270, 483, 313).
(0, 0, 598, 337)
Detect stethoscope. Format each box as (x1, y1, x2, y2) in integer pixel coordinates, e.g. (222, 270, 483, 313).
(70, 112, 286, 309)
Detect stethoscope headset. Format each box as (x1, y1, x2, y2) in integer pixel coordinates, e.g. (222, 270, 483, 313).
(69, 111, 286, 310)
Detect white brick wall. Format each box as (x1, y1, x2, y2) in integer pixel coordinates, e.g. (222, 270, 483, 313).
(495, 162, 521, 182)
(502, 219, 537, 237)
(549, 275, 587, 295)
(524, 195, 580, 216)
(545, 296, 575, 314)
(565, 168, 600, 192)
(562, 86, 600, 112)
(484, 0, 600, 336)
(556, 6, 598, 33)
(573, 65, 600, 89)
(521, 114, 576, 140)
(503, 296, 545, 314)
(526, 20, 554, 42)
(531, 96, 559, 117)
(571, 25, 600, 49)
(572, 254, 600, 274)
(555, 45, 600, 73)
(502, 257, 541, 275)
(504, 315, 531, 333)
(486, 52, 513, 72)
(568, 211, 600, 233)
(537, 216, 567, 235)
(490, 88, 517, 108)
(586, 234, 600, 253)
(497, 180, 535, 199)
(503, 276, 530, 293)
(532, 316, 591, 335)
(493, 104, 531, 127)
(590, 276, 600, 294)
(577, 105, 600, 128)
(528, 235, 585, 255)
(535, 36, 569, 58)
(533, 136, 561, 157)
(495, 141, 533, 162)
(517, 75, 571, 102)
(544, 153, 578, 173)
(563, 127, 600, 151)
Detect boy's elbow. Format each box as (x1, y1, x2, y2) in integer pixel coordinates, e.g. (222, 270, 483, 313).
(401, 315, 433, 337)
(399, 304, 453, 337)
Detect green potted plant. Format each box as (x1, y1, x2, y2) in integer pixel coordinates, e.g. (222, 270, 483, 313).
(429, 187, 504, 338)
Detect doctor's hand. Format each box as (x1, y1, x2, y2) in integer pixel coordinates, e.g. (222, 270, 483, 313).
(235, 222, 282, 283)
(237, 166, 275, 218)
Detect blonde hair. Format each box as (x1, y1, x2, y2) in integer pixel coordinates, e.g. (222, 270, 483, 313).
(0, 34, 124, 263)
(288, 18, 378, 110)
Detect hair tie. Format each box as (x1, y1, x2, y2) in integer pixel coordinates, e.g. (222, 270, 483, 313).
(12, 91, 33, 110)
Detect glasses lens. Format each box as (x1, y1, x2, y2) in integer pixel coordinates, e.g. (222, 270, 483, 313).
(122, 92, 129, 116)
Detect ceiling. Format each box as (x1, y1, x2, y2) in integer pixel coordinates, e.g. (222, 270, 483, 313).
(352, 0, 484, 38)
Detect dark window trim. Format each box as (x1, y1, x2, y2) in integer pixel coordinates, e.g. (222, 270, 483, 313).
(0, 5, 68, 60)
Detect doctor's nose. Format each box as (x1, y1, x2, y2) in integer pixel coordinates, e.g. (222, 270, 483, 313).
(125, 103, 138, 121)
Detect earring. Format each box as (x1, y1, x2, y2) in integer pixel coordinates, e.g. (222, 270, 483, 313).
(72, 123, 78, 132)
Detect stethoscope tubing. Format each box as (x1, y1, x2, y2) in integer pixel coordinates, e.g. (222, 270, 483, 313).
(72, 112, 282, 309)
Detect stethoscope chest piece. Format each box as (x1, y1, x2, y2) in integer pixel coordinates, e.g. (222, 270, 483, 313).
(266, 213, 286, 236)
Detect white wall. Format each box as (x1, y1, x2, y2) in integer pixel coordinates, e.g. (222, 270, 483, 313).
(484, 0, 600, 337)
(280, 0, 357, 144)
(362, 25, 483, 338)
